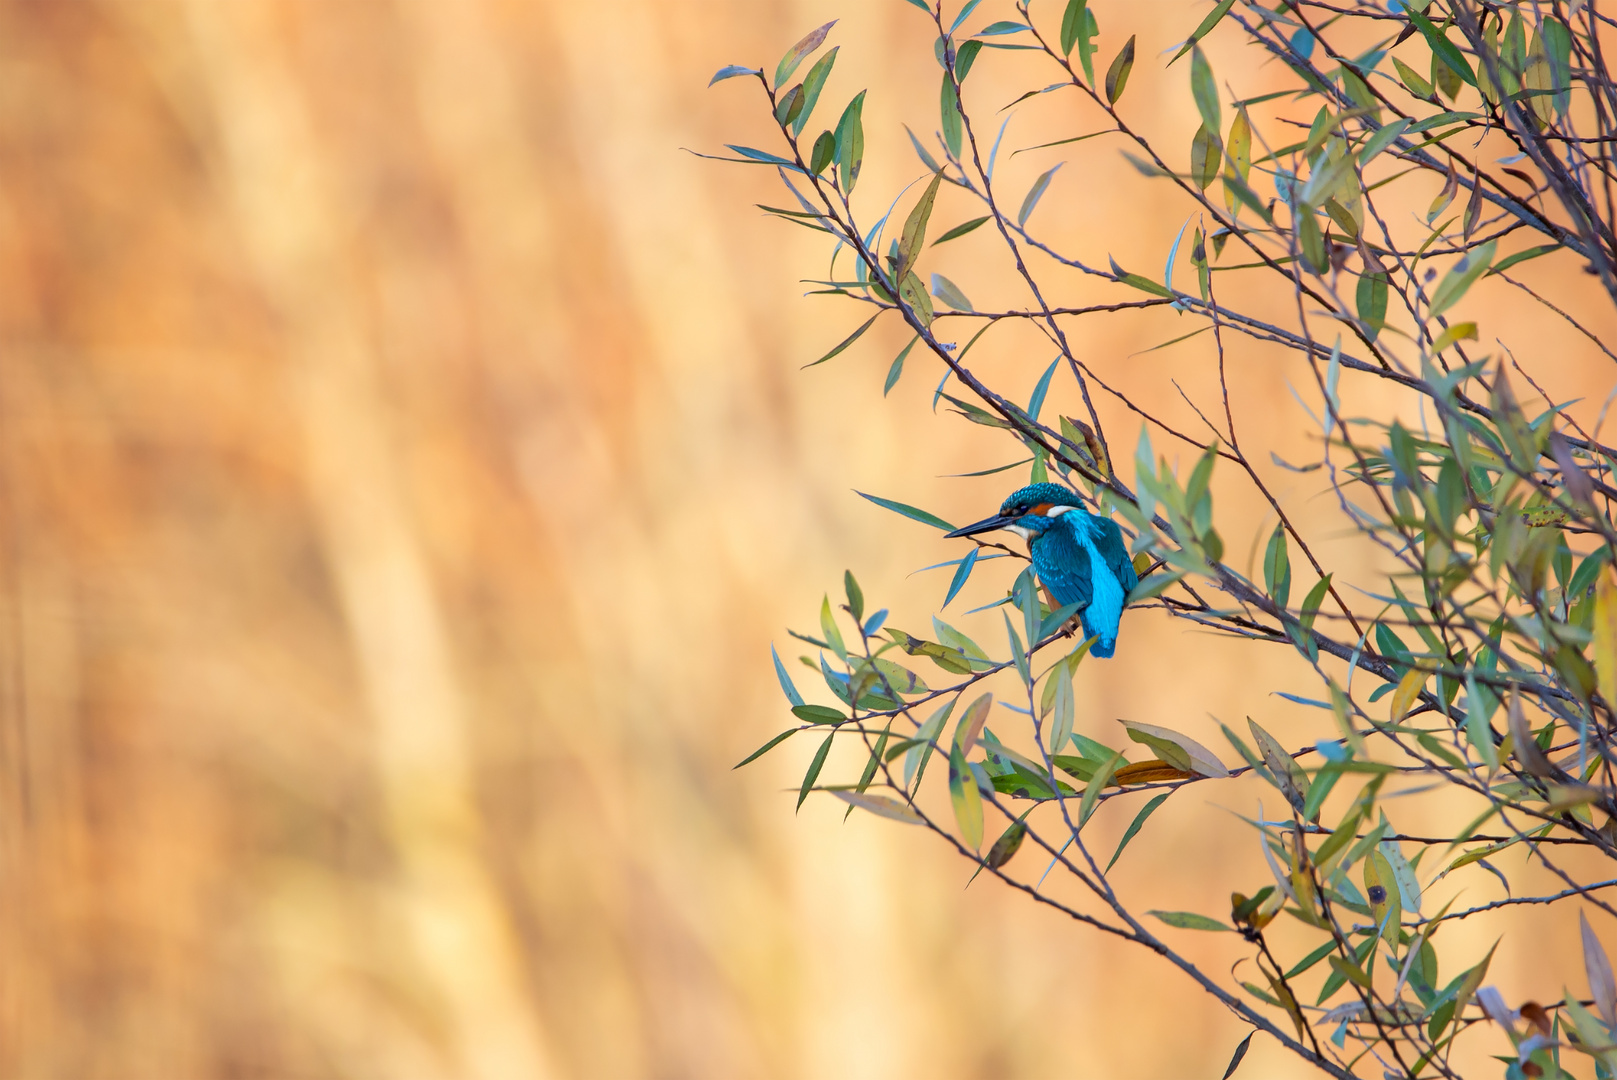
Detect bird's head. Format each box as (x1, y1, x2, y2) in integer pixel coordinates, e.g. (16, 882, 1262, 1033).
(945, 482, 1086, 541)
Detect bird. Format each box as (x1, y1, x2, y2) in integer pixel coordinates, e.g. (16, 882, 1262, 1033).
(945, 482, 1139, 658)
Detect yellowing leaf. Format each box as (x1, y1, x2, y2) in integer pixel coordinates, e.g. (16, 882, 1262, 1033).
(1596, 570, 1617, 710)
(1582, 910, 1617, 1028)
(1120, 720, 1229, 778)
(1113, 759, 1196, 785)
(1365, 850, 1402, 947)
(1389, 666, 1426, 722)
(1430, 321, 1477, 353)
(953, 693, 993, 756)
(948, 742, 984, 850)
(832, 790, 924, 824)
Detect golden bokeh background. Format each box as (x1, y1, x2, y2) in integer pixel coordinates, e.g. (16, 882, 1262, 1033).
(0, 1, 1613, 1077)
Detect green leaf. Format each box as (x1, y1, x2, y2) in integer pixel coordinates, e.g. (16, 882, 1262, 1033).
(1191, 123, 1223, 190)
(954, 39, 984, 83)
(810, 130, 837, 175)
(1406, 4, 1476, 86)
(1357, 270, 1388, 339)
(735, 727, 796, 769)
(1018, 164, 1062, 226)
(905, 699, 954, 789)
(1429, 239, 1497, 317)
(1298, 573, 1332, 632)
(843, 569, 865, 622)
(792, 47, 839, 136)
(798, 732, 835, 810)
(984, 816, 1028, 869)
(1221, 1031, 1255, 1080)
(976, 20, 1028, 37)
(884, 335, 919, 396)
(1148, 910, 1232, 932)
(1050, 657, 1076, 756)
(709, 65, 761, 87)
(776, 20, 837, 89)
(834, 91, 866, 192)
(897, 172, 944, 278)
(772, 644, 805, 707)
(931, 273, 974, 311)
(1078, 748, 1125, 828)
(941, 75, 963, 158)
(1108, 256, 1174, 298)
(1222, 171, 1274, 224)
(1105, 35, 1136, 104)
(948, 742, 984, 849)
(1284, 939, 1339, 980)
(934, 216, 991, 245)
(1360, 118, 1409, 166)
(1487, 243, 1559, 277)
(1190, 46, 1220, 136)
(1393, 55, 1434, 99)
(1027, 356, 1060, 422)
(1170, 0, 1236, 64)
(1060, 0, 1086, 55)
(1263, 523, 1292, 609)
(857, 491, 956, 532)
(943, 546, 980, 608)
(792, 704, 847, 724)
(820, 595, 847, 658)
(832, 790, 924, 824)
(1105, 792, 1170, 872)
(805, 312, 882, 367)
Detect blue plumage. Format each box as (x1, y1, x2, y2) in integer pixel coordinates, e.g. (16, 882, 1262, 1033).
(945, 483, 1138, 657)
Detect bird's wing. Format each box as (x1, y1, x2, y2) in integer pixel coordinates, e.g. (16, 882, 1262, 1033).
(1094, 517, 1138, 596)
(1031, 524, 1093, 611)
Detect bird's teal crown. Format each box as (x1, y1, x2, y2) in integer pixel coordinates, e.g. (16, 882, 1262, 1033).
(999, 482, 1084, 516)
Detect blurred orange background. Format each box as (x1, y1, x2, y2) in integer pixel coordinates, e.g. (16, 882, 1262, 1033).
(1, 1, 1614, 1077)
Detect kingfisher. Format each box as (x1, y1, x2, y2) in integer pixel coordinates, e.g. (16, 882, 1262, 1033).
(945, 482, 1138, 658)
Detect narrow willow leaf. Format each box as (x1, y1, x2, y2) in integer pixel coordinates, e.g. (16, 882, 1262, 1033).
(931, 273, 973, 312)
(900, 269, 935, 326)
(1430, 321, 1476, 353)
(896, 172, 944, 278)
(775, 20, 837, 89)
(984, 816, 1028, 869)
(710, 65, 761, 87)
(1051, 659, 1076, 756)
(1393, 56, 1434, 99)
(1028, 356, 1060, 422)
(1582, 910, 1617, 1028)
(798, 732, 835, 810)
(1060, 0, 1086, 55)
(819, 595, 847, 659)
(792, 704, 846, 724)
(810, 130, 837, 175)
(1388, 666, 1426, 722)
(1191, 124, 1222, 190)
(1595, 570, 1617, 710)
(735, 728, 796, 769)
(1360, 118, 1409, 166)
(792, 47, 839, 136)
(943, 546, 980, 608)
(1105, 792, 1169, 873)
(1149, 910, 1232, 932)
(856, 491, 955, 532)
(953, 693, 993, 756)
(1488, 243, 1559, 277)
(1357, 271, 1388, 339)
(834, 91, 866, 192)
(1018, 164, 1062, 226)
(1407, 4, 1476, 86)
(933, 216, 991, 245)
(941, 75, 963, 158)
(1221, 1031, 1255, 1080)
(906, 700, 954, 789)
(805, 312, 882, 368)
(1190, 46, 1220, 136)
(1429, 238, 1496, 317)
(1264, 523, 1292, 609)
(883, 335, 919, 396)
(1105, 35, 1136, 104)
(948, 742, 984, 849)
(1121, 720, 1228, 777)
(1365, 850, 1402, 947)
(1226, 109, 1251, 180)
(1169, 0, 1235, 64)
(1078, 749, 1126, 828)
(772, 644, 806, 706)
(833, 790, 924, 824)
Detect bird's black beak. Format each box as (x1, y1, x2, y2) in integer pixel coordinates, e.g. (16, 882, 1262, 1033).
(945, 513, 1016, 538)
